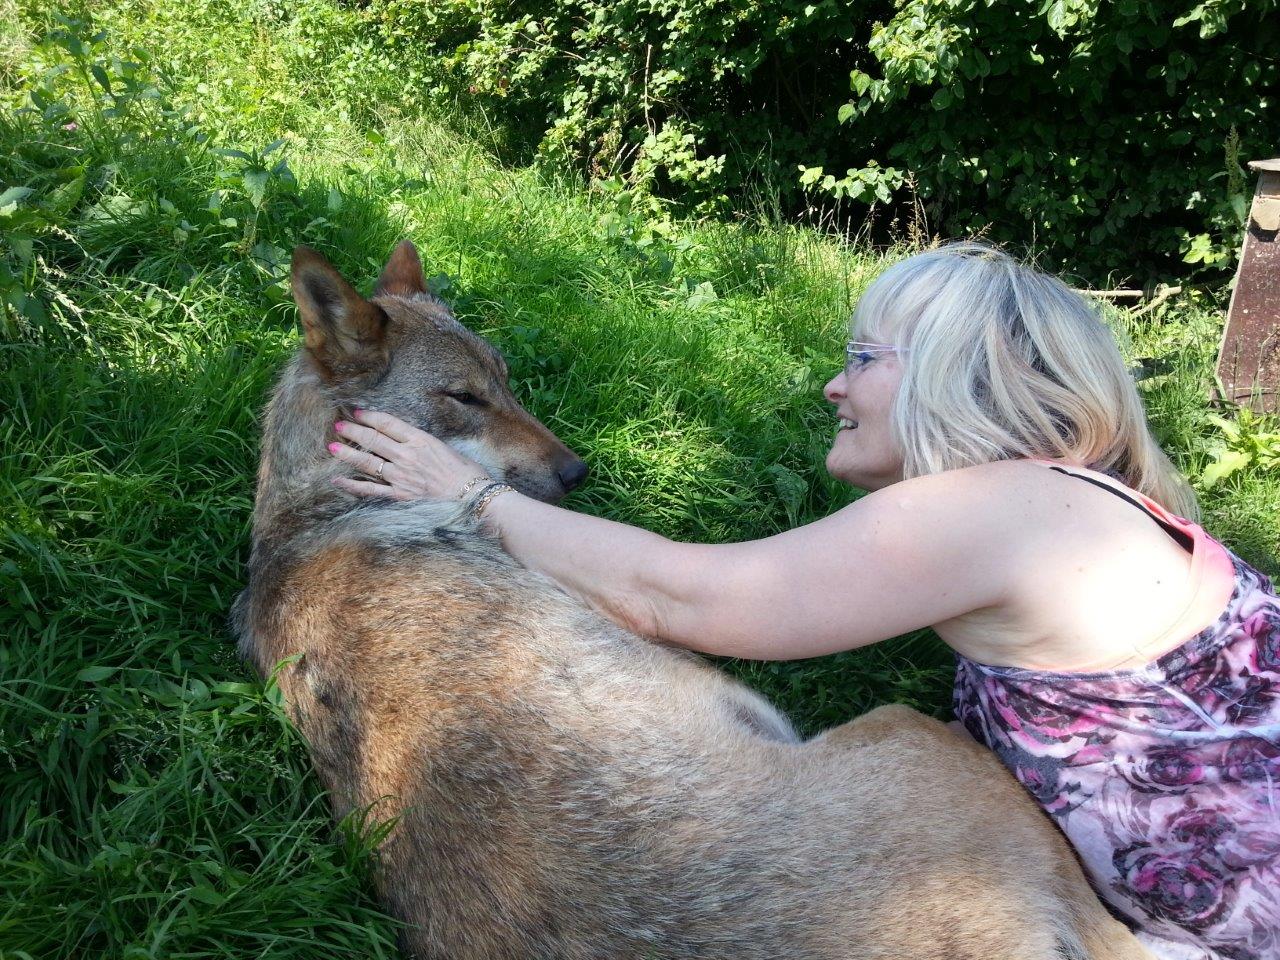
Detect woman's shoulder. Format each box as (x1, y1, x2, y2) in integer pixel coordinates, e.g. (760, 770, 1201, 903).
(857, 458, 1224, 596)
(883, 456, 1144, 510)
(893, 458, 1232, 670)
(868, 457, 1097, 524)
(850, 458, 1096, 576)
(865, 456, 1194, 595)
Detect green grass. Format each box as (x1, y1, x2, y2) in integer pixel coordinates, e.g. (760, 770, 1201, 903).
(2, 1, 1277, 956)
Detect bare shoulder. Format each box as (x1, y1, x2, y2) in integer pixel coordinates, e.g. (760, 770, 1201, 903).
(879, 459, 1206, 668)
(850, 459, 1061, 549)
(847, 459, 1115, 600)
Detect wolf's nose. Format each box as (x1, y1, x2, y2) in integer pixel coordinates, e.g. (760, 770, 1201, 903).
(557, 458, 589, 492)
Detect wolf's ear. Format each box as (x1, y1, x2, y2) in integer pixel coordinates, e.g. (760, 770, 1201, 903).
(373, 240, 428, 299)
(291, 246, 389, 380)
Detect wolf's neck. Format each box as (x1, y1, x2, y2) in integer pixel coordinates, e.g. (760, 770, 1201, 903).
(251, 353, 351, 553)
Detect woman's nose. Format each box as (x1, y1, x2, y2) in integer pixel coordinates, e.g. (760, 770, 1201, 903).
(823, 371, 847, 404)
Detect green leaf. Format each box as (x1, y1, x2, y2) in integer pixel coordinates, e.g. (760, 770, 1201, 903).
(91, 63, 112, 93)
(684, 280, 718, 309)
(798, 165, 824, 187)
(77, 665, 118, 683)
(0, 186, 35, 215)
(10, 233, 33, 265)
(1173, 5, 1204, 28)
(187, 883, 226, 907)
(837, 103, 855, 124)
(1046, 0, 1068, 32)
(425, 272, 454, 296)
(1201, 450, 1250, 488)
(44, 175, 85, 217)
(212, 682, 258, 696)
(250, 241, 289, 279)
(1207, 415, 1241, 441)
(242, 168, 270, 208)
(766, 464, 808, 523)
(85, 194, 148, 223)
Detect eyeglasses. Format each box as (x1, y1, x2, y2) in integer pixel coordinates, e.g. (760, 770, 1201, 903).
(845, 340, 906, 374)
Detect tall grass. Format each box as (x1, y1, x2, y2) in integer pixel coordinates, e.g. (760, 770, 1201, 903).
(2, 1, 1276, 956)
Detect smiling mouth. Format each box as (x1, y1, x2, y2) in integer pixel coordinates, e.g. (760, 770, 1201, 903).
(837, 417, 858, 432)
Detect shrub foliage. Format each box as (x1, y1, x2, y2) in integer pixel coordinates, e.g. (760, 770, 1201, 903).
(364, 0, 1279, 283)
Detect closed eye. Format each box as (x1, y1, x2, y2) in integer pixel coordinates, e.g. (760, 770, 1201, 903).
(446, 390, 485, 407)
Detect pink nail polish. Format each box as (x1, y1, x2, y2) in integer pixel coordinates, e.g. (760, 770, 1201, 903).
(334, 421, 345, 432)
(328, 442, 341, 454)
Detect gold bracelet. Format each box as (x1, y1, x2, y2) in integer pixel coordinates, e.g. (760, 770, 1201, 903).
(470, 482, 514, 519)
(457, 475, 492, 500)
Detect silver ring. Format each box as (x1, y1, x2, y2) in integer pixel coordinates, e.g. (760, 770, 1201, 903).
(376, 459, 387, 480)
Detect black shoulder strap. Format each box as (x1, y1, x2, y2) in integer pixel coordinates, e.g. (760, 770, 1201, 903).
(1049, 467, 1194, 554)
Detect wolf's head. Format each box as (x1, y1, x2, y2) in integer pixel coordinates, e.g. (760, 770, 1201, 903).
(291, 241, 587, 503)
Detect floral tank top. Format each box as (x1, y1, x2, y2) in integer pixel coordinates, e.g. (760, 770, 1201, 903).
(953, 466, 1280, 960)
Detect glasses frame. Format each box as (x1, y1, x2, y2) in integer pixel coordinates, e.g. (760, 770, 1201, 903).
(845, 340, 905, 375)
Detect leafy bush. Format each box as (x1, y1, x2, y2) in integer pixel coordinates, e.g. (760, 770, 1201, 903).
(822, 0, 1277, 281)
(363, 0, 880, 210)
(361, 0, 1279, 283)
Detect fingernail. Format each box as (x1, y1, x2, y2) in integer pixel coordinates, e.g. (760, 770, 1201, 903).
(334, 421, 345, 432)
(353, 408, 364, 417)
(328, 442, 341, 454)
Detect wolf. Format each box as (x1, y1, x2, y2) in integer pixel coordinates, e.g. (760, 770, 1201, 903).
(231, 241, 1152, 960)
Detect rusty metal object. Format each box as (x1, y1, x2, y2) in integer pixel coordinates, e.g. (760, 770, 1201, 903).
(1218, 158, 1280, 413)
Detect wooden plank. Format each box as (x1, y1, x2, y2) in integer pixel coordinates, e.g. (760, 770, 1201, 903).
(1218, 160, 1280, 413)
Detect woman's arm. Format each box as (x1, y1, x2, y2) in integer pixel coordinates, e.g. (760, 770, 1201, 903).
(330, 411, 1014, 659)
(484, 468, 1011, 658)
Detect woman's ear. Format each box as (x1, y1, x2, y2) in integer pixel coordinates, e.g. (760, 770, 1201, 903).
(291, 246, 389, 381)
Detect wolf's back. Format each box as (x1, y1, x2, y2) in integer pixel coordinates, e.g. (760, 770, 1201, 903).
(235, 505, 837, 956)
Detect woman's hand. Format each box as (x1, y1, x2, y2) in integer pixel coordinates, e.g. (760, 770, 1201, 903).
(328, 409, 490, 501)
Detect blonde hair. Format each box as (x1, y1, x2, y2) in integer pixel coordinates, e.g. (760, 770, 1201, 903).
(853, 242, 1198, 519)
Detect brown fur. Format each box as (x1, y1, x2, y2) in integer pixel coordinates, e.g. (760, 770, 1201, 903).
(232, 243, 1152, 959)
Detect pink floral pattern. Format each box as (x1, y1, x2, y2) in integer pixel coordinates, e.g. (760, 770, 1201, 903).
(955, 553, 1280, 960)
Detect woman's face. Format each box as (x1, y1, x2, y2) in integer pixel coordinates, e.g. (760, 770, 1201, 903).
(823, 347, 906, 491)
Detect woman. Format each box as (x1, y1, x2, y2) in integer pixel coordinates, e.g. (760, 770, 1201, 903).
(328, 243, 1280, 960)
